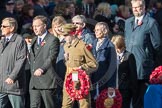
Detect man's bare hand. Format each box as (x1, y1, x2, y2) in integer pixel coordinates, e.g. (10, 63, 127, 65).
(5, 78, 14, 84)
(34, 68, 44, 76)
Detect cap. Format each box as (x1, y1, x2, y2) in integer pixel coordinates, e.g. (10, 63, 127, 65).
(61, 23, 77, 36)
(23, 33, 34, 39)
(5, 0, 15, 5)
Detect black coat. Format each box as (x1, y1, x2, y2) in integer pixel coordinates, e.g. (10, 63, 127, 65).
(118, 50, 137, 91)
(29, 33, 60, 89)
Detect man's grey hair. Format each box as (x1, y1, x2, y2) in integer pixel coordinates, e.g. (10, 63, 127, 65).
(72, 15, 87, 23)
(2, 17, 18, 33)
(131, 0, 145, 6)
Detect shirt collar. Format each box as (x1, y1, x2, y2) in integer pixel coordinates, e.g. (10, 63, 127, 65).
(38, 31, 47, 40)
(6, 33, 14, 41)
(135, 14, 144, 23)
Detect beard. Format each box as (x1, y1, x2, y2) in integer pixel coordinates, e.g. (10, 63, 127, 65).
(134, 11, 144, 17)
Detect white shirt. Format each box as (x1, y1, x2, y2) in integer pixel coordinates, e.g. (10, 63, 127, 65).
(117, 50, 124, 61)
(37, 31, 47, 44)
(135, 14, 144, 24)
(6, 33, 14, 41)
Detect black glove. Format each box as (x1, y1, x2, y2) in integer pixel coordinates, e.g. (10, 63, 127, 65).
(74, 81, 81, 90)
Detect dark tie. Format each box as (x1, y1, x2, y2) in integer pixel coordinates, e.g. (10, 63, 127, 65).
(135, 19, 139, 28)
(4, 38, 9, 46)
(38, 38, 42, 45)
(6, 38, 9, 42)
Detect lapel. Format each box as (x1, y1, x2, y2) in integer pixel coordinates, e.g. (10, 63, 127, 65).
(132, 13, 148, 31)
(31, 33, 49, 58)
(0, 38, 5, 53)
(30, 36, 37, 56)
(0, 34, 17, 53)
(92, 39, 97, 57)
(119, 50, 128, 63)
(130, 17, 135, 31)
(96, 37, 109, 53)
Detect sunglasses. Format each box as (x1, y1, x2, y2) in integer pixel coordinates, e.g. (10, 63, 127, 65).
(1, 25, 11, 28)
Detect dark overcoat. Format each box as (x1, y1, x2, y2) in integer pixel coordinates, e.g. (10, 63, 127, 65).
(29, 33, 60, 89)
(0, 34, 27, 95)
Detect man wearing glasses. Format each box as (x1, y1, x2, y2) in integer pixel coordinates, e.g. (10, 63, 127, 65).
(125, 0, 161, 108)
(29, 15, 60, 108)
(72, 15, 95, 50)
(0, 17, 27, 108)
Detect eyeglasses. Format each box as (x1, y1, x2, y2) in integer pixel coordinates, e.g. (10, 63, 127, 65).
(1, 25, 11, 28)
(72, 22, 83, 25)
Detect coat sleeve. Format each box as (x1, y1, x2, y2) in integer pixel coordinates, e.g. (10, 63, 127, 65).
(128, 53, 138, 92)
(80, 46, 98, 74)
(9, 39, 27, 81)
(149, 20, 161, 51)
(41, 37, 60, 72)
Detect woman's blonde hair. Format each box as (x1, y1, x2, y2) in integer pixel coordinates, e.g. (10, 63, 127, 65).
(93, 2, 111, 18)
(52, 16, 66, 28)
(111, 35, 125, 49)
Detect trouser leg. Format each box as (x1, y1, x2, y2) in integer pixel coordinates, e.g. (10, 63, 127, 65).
(8, 94, 25, 108)
(30, 89, 41, 108)
(41, 89, 56, 108)
(62, 86, 73, 108)
(0, 93, 9, 108)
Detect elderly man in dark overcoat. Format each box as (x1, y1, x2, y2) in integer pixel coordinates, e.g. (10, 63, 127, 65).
(0, 17, 27, 108)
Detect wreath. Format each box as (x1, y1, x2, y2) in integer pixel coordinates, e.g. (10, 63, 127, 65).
(150, 66, 162, 84)
(65, 69, 90, 101)
(96, 88, 122, 108)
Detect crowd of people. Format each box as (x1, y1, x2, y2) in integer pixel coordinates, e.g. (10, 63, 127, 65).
(0, 0, 162, 108)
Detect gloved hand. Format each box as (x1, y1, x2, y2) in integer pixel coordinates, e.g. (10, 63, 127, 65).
(74, 81, 81, 90)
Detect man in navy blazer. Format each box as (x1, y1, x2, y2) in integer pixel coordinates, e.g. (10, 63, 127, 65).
(125, 0, 161, 108)
(29, 15, 60, 108)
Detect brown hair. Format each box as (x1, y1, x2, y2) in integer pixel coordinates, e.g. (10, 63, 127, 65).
(33, 15, 47, 25)
(111, 35, 125, 49)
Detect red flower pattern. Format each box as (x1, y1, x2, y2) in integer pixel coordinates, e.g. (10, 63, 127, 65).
(65, 69, 90, 101)
(96, 88, 122, 108)
(137, 21, 143, 26)
(41, 40, 46, 46)
(150, 66, 162, 84)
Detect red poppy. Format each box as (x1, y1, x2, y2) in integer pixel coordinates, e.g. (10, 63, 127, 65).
(138, 21, 143, 26)
(41, 40, 46, 46)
